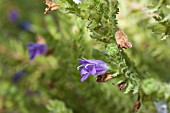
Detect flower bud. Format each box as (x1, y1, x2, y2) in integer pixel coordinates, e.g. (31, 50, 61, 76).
(36, 34, 46, 44)
(44, 0, 60, 14)
(115, 29, 132, 49)
(118, 82, 126, 90)
(96, 73, 113, 82)
(133, 94, 141, 113)
(133, 100, 141, 113)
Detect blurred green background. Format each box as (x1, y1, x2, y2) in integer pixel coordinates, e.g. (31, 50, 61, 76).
(0, 0, 169, 113)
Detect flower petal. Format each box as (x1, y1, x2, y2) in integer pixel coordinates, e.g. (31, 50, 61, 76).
(78, 58, 89, 64)
(30, 52, 36, 60)
(88, 59, 105, 64)
(77, 65, 84, 70)
(27, 43, 36, 48)
(80, 68, 88, 76)
(40, 45, 47, 53)
(81, 73, 89, 82)
(90, 65, 96, 75)
(85, 64, 94, 69)
(95, 64, 109, 75)
(27, 43, 47, 60)
(84, 64, 96, 75)
(28, 49, 36, 60)
(78, 58, 101, 65)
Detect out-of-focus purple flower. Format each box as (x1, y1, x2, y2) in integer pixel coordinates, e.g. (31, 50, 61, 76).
(19, 21, 32, 30)
(27, 43, 47, 60)
(13, 70, 25, 82)
(8, 10, 19, 22)
(73, 0, 83, 4)
(77, 58, 109, 82)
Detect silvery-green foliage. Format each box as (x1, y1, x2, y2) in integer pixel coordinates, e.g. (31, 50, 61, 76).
(0, 0, 170, 113)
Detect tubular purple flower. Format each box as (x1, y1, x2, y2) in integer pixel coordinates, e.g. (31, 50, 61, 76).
(8, 10, 19, 22)
(27, 43, 47, 60)
(19, 21, 32, 30)
(77, 58, 109, 82)
(13, 70, 25, 82)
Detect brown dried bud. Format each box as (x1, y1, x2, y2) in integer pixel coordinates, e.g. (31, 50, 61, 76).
(36, 34, 45, 44)
(45, 48, 55, 57)
(115, 29, 132, 49)
(44, 0, 60, 14)
(133, 100, 141, 113)
(118, 82, 126, 90)
(96, 73, 113, 82)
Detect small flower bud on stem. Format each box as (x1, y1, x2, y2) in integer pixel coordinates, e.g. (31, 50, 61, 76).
(96, 73, 113, 82)
(118, 82, 126, 90)
(133, 94, 141, 113)
(115, 28, 132, 49)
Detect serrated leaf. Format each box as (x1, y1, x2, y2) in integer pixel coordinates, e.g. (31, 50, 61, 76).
(124, 81, 133, 94)
(112, 71, 119, 77)
(115, 79, 125, 85)
(133, 84, 139, 94)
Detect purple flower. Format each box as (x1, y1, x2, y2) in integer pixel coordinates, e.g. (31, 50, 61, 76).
(13, 70, 25, 82)
(19, 21, 32, 30)
(8, 10, 19, 22)
(27, 43, 47, 60)
(77, 58, 109, 82)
